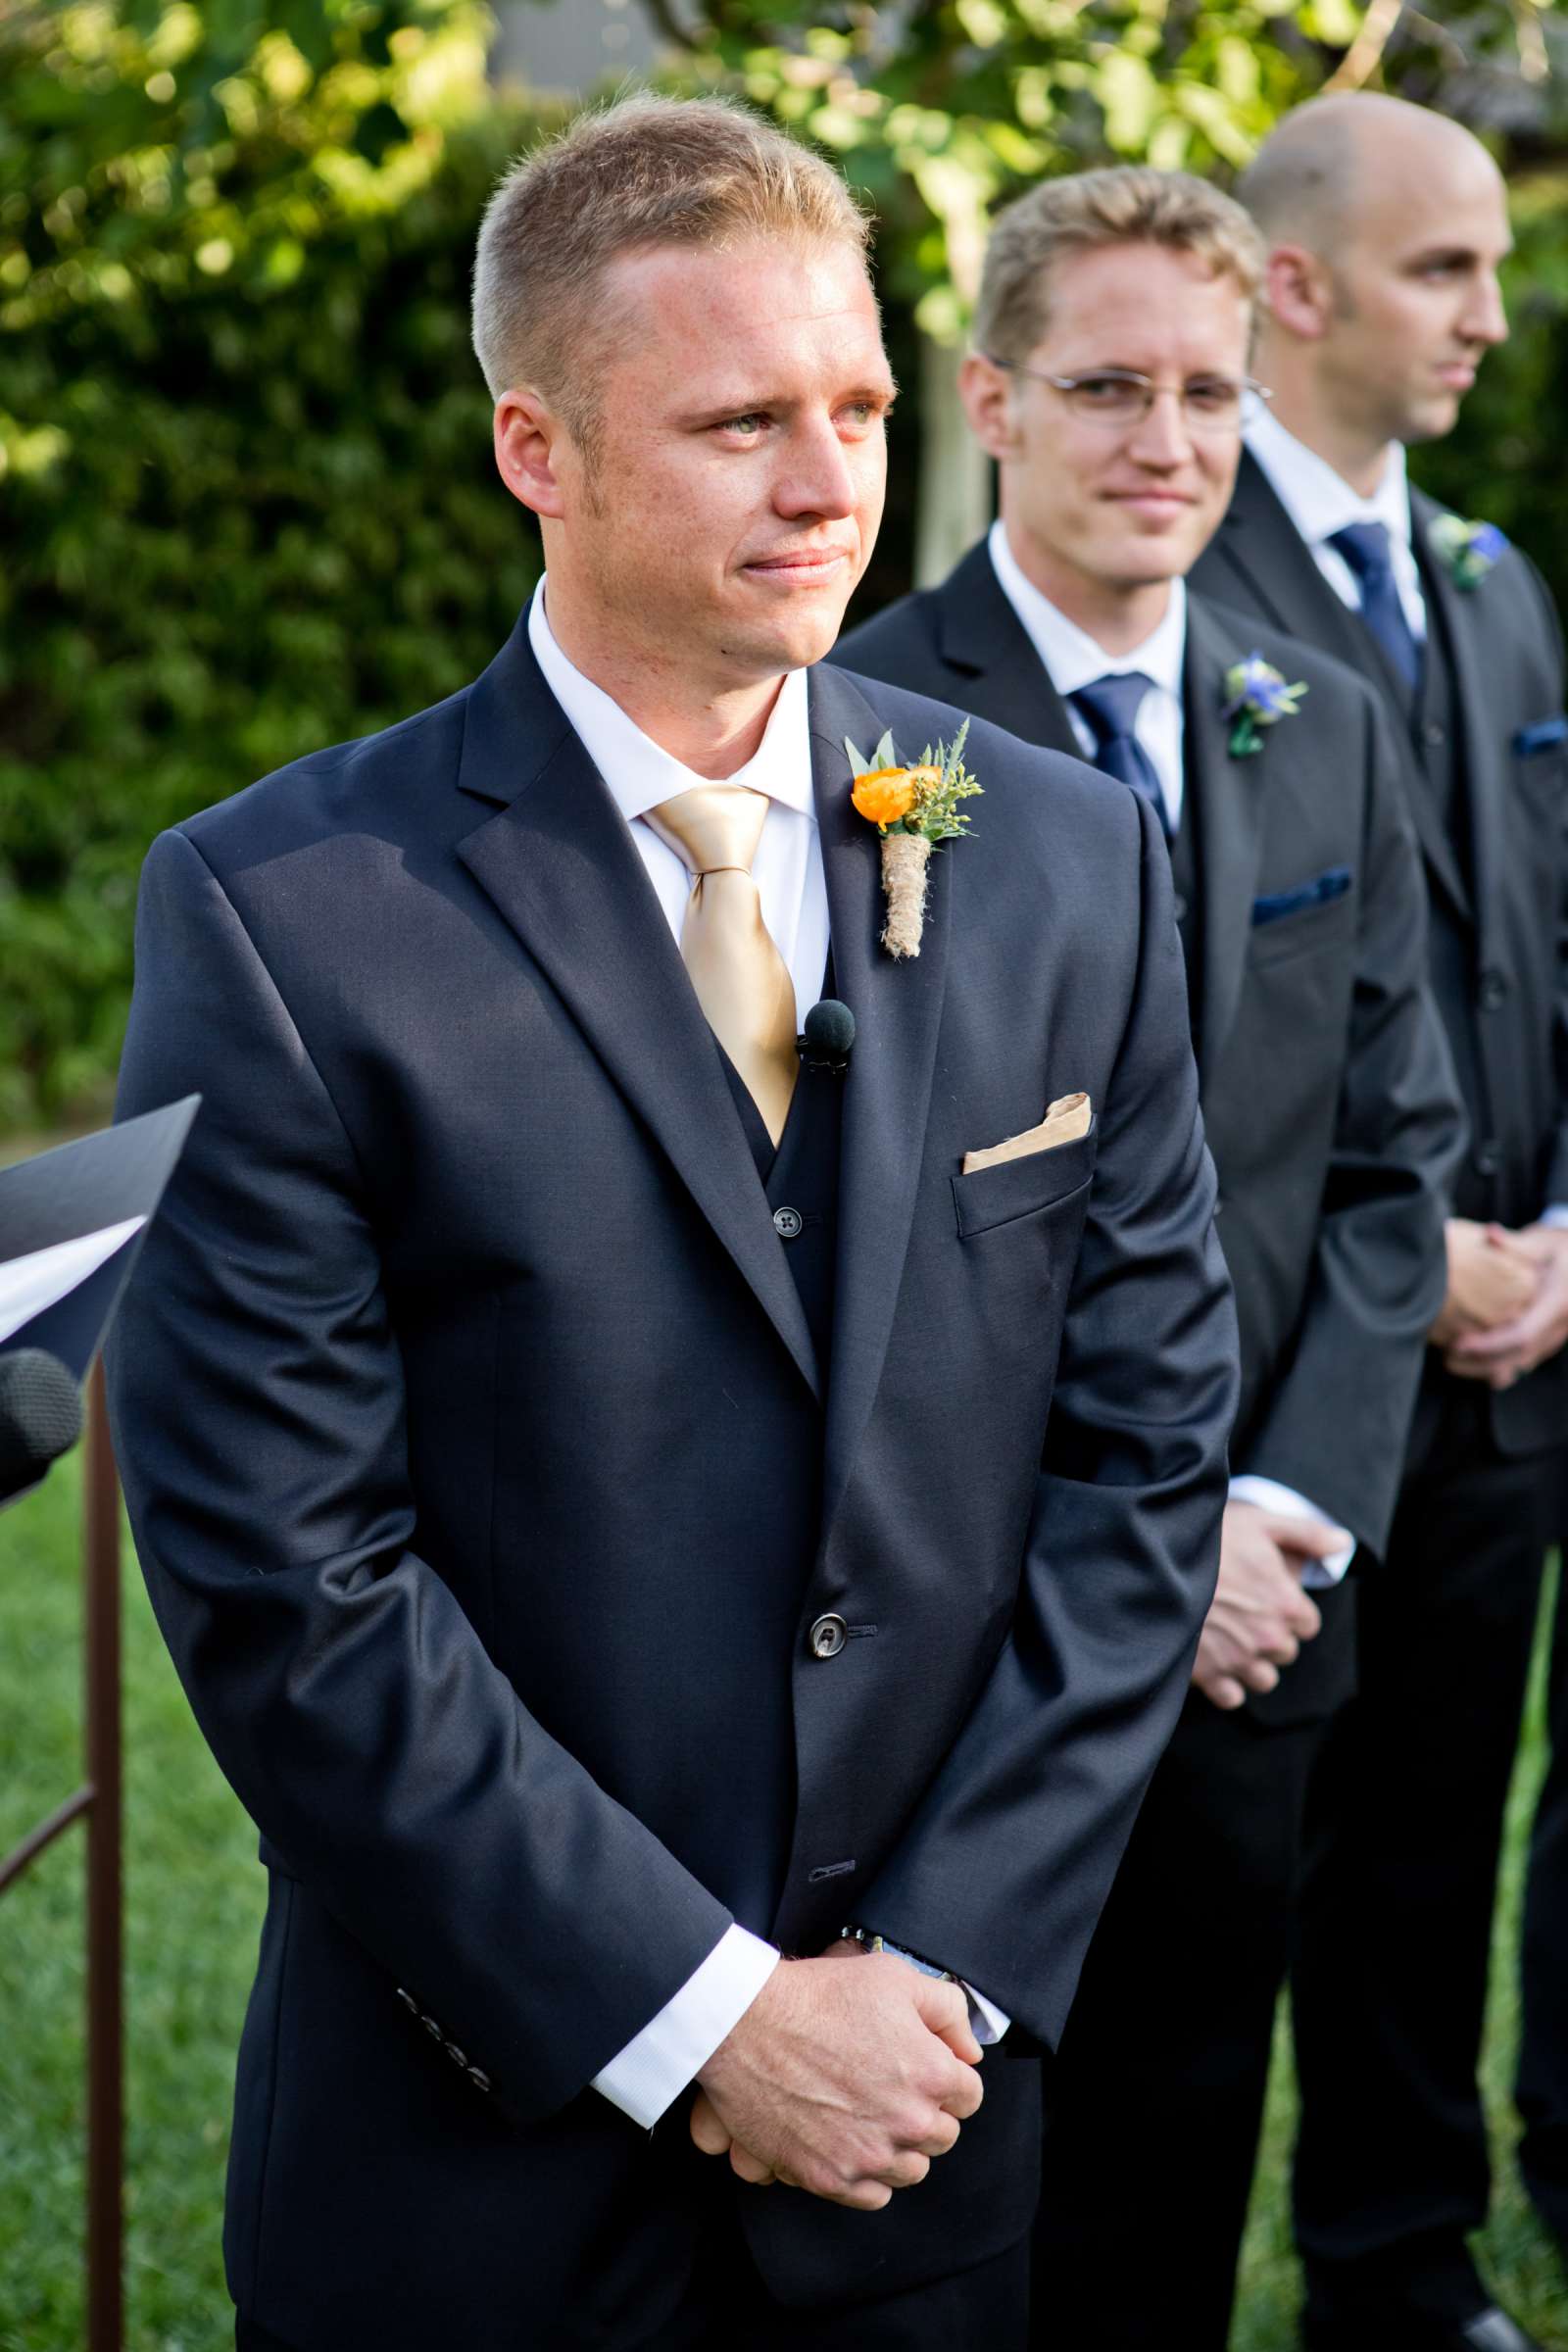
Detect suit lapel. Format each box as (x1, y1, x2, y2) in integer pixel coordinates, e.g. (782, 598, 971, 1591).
(1215, 455, 1472, 923)
(1410, 491, 1499, 949)
(454, 622, 821, 1401)
(929, 542, 1083, 756)
(1210, 454, 1375, 671)
(808, 663, 951, 1530)
(1183, 596, 1268, 1075)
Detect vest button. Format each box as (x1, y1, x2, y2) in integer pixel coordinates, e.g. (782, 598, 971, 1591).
(1479, 967, 1508, 1010)
(773, 1205, 804, 1240)
(1474, 1140, 1502, 1179)
(1423, 720, 1446, 748)
(1172, 893, 1188, 923)
(808, 1613, 847, 1660)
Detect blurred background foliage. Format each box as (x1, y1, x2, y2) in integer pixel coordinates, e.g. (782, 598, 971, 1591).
(0, 0, 1565, 1130)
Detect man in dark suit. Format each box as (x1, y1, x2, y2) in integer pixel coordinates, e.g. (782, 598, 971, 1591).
(106, 96, 1238, 2352)
(1192, 94, 1568, 2352)
(840, 163, 1463, 2349)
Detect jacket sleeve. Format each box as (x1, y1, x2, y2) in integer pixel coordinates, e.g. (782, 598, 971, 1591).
(856, 793, 1239, 2049)
(1239, 693, 1464, 1551)
(108, 826, 732, 2126)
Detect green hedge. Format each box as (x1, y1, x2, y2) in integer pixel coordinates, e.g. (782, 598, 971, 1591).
(3, 2, 1564, 1132)
(1415, 178, 1568, 619)
(0, 5, 545, 1130)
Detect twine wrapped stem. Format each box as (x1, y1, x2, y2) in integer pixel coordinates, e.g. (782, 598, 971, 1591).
(880, 832, 931, 958)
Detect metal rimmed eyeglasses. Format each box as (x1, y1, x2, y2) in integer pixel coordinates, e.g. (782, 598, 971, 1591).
(985, 358, 1274, 434)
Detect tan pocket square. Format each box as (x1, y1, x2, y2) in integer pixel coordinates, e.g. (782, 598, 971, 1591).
(962, 1093, 1093, 1176)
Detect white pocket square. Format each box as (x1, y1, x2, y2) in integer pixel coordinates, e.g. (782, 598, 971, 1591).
(961, 1093, 1092, 1176)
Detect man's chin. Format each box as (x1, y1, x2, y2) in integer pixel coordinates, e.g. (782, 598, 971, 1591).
(1397, 392, 1465, 446)
(1102, 550, 1189, 599)
(725, 604, 853, 678)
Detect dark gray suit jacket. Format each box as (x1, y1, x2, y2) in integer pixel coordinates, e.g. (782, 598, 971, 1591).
(840, 547, 1463, 1608)
(1193, 451, 1568, 1455)
(108, 622, 1237, 2347)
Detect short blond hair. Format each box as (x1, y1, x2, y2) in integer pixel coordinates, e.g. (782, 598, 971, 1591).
(974, 167, 1264, 364)
(472, 93, 871, 448)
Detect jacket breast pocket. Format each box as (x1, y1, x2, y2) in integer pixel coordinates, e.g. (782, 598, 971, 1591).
(1514, 716, 1567, 810)
(1248, 873, 1355, 969)
(1514, 716, 1568, 761)
(951, 1119, 1098, 1240)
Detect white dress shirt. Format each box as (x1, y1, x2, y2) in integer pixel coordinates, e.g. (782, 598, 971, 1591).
(988, 524, 1355, 1588)
(1244, 407, 1427, 645)
(988, 521, 1187, 832)
(529, 582, 1005, 2128)
(527, 582, 829, 1032)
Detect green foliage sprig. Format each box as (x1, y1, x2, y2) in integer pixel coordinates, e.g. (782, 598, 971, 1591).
(846, 717, 982, 844)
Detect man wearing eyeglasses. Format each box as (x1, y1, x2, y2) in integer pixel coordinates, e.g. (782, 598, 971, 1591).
(838, 165, 1462, 2349)
(1191, 97, 1568, 2352)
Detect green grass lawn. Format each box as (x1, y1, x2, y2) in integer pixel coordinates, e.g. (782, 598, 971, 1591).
(2, 1453, 1566, 2350)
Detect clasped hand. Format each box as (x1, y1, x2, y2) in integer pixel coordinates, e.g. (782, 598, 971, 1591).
(1192, 1499, 1347, 1711)
(689, 1940, 983, 2210)
(1435, 1218, 1568, 1390)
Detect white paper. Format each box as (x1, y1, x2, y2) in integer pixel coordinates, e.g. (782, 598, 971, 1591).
(0, 1218, 146, 1348)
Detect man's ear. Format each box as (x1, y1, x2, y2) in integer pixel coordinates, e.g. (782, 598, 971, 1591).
(959, 350, 1021, 464)
(495, 388, 569, 520)
(1263, 244, 1335, 342)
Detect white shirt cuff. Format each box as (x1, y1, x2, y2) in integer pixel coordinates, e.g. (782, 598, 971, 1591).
(964, 1984, 1010, 2043)
(590, 1924, 778, 2131)
(1228, 1474, 1356, 1589)
(1539, 1205, 1568, 1230)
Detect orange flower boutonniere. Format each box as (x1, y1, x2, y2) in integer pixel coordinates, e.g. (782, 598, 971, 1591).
(846, 721, 981, 959)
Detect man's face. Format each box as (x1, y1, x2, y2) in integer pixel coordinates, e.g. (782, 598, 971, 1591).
(973, 242, 1251, 604)
(551, 237, 893, 688)
(1316, 147, 1511, 446)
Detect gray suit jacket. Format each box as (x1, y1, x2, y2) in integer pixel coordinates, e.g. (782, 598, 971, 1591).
(840, 548, 1463, 1585)
(1193, 452, 1568, 1455)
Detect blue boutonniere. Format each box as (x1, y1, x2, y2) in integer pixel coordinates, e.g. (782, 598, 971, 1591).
(1430, 512, 1507, 592)
(1222, 653, 1308, 760)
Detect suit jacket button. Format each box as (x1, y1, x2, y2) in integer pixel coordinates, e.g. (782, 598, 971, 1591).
(1474, 1140, 1502, 1179)
(808, 1613, 847, 1659)
(1423, 719, 1446, 748)
(1479, 967, 1508, 1010)
(773, 1205, 804, 1240)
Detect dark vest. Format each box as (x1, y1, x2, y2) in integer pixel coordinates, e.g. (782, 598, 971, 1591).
(1167, 783, 1202, 1052)
(717, 1014, 844, 1376)
(1410, 574, 1469, 852)
(1408, 556, 1493, 1218)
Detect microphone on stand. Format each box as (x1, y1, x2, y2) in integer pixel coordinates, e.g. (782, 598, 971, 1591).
(798, 1000, 856, 1075)
(0, 1348, 84, 1506)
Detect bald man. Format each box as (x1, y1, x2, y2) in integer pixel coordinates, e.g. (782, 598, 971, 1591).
(1194, 97, 1568, 2352)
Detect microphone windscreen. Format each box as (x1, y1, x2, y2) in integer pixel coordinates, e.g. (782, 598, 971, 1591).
(803, 999, 856, 1060)
(0, 1348, 83, 1500)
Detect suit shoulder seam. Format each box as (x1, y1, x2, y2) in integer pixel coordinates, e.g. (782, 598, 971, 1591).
(164, 827, 372, 1197)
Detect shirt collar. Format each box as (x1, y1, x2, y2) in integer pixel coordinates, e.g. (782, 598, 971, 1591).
(1244, 406, 1412, 554)
(988, 518, 1187, 702)
(527, 578, 815, 827)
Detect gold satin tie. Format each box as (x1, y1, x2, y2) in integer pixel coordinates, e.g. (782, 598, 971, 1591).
(644, 784, 799, 1146)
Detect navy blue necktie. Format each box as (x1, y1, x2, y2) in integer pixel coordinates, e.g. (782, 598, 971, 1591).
(1070, 672, 1171, 838)
(1328, 521, 1423, 696)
